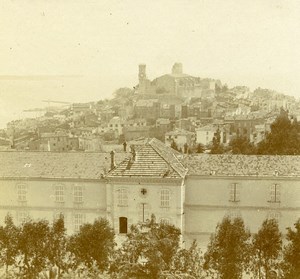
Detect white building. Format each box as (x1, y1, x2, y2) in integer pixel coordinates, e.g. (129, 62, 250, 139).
(165, 129, 195, 150)
(0, 139, 300, 253)
(196, 125, 226, 146)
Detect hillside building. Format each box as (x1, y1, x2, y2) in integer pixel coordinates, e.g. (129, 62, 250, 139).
(165, 129, 196, 151)
(0, 139, 299, 251)
(137, 63, 219, 98)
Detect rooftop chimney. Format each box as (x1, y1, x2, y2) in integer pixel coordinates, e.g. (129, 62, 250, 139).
(110, 150, 116, 170)
(132, 149, 136, 161)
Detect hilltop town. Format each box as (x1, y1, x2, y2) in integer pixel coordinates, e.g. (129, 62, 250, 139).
(1, 65, 300, 278)
(1, 63, 299, 153)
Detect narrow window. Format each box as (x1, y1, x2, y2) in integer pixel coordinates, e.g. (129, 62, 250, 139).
(119, 217, 128, 234)
(229, 183, 240, 202)
(17, 211, 29, 224)
(118, 188, 128, 207)
(160, 218, 170, 225)
(54, 212, 64, 222)
(74, 185, 83, 203)
(74, 213, 84, 232)
(268, 211, 281, 221)
(55, 184, 64, 203)
(270, 184, 280, 203)
(160, 189, 170, 207)
(138, 203, 150, 222)
(17, 183, 27, 202)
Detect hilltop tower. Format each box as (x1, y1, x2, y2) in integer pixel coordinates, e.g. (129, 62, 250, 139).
(138, 64, 149, 94)
(172, 63, 183, 75)
(138, 64, 147, 84)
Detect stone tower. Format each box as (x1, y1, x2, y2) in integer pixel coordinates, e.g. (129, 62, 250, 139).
(138, 64, 147, 84)
(172, 63, 183, 75)
(138, 64, 147, 94)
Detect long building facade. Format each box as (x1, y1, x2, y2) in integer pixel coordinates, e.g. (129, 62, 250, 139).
(0, 139, 299, 250)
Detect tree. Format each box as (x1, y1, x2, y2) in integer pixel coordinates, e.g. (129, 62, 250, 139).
(0, 214, 19, 275)
(282, 219, 300, 279)
(257, 109, 300, 155)
(171, 240, 205, 278)
(17, 219, 50, 278)
(110, 215, 181, 278)
(196, 143, 205, 154)
(47, 214, 70, 278)
(203, 216, 251, 279)
(229, 135, 255, 154)
(68, 218, 114, 273)
(210, 128, 224, 154)
(112, 87, 134, 106)
(251, 219, 282, 279)
(222, 84, 228, 92)
(170, 140, 179, 152)
(215, 84, 222, 94)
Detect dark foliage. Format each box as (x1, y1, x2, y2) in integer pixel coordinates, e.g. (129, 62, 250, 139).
(68, 218, 115, 271)
(204, 216, 251, 279)
(251, 219, 282, 278)
(282, 219, 300, 278)
(48, 214, 69, 278)
(110, 215, 181, 278)
(229, 135, 256, 154)
(17, 219, 50, 278)
(257, 110, 300, 155)
(210, 128, 225, 154)
(0, 214, 19, 274)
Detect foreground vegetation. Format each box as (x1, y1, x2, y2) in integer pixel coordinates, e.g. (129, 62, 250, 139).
(0, 214, 300, 278)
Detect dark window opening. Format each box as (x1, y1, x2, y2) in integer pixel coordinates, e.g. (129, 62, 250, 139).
(119, 217, 127, 234)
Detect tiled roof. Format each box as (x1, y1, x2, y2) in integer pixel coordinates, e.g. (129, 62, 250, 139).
(107, 138, 187, 178)
(0, 151, 127, 180)
(183, 154, 300, 177)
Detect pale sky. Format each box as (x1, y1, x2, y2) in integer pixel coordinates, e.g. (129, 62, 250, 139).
(0, 0, 300, 127)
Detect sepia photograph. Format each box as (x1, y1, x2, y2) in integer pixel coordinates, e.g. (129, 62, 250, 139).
(0, 0, 300, 278)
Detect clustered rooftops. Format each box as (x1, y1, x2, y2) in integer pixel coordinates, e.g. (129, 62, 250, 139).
(183, 154, 300, 177)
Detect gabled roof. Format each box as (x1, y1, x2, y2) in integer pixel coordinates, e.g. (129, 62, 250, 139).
(107, 138, 187, 179)
(183, 154, 300, 177)
(0, 151, 127, 180)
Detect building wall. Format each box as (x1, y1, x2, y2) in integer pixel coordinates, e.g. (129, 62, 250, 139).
(184, 176, 300, 249)
(196, 129, 215, 146)
(1, 166, 299, 251)
(40, 136, 79, 152)
(165, 133, 195, 150)
(78, 137, 103, 151)
(107, 179, 184, 235)
(134, 103, 160, 120)
(196, 127, 226, 146)
(0, 179, 107, 233)
(154, 75, 176, 95)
